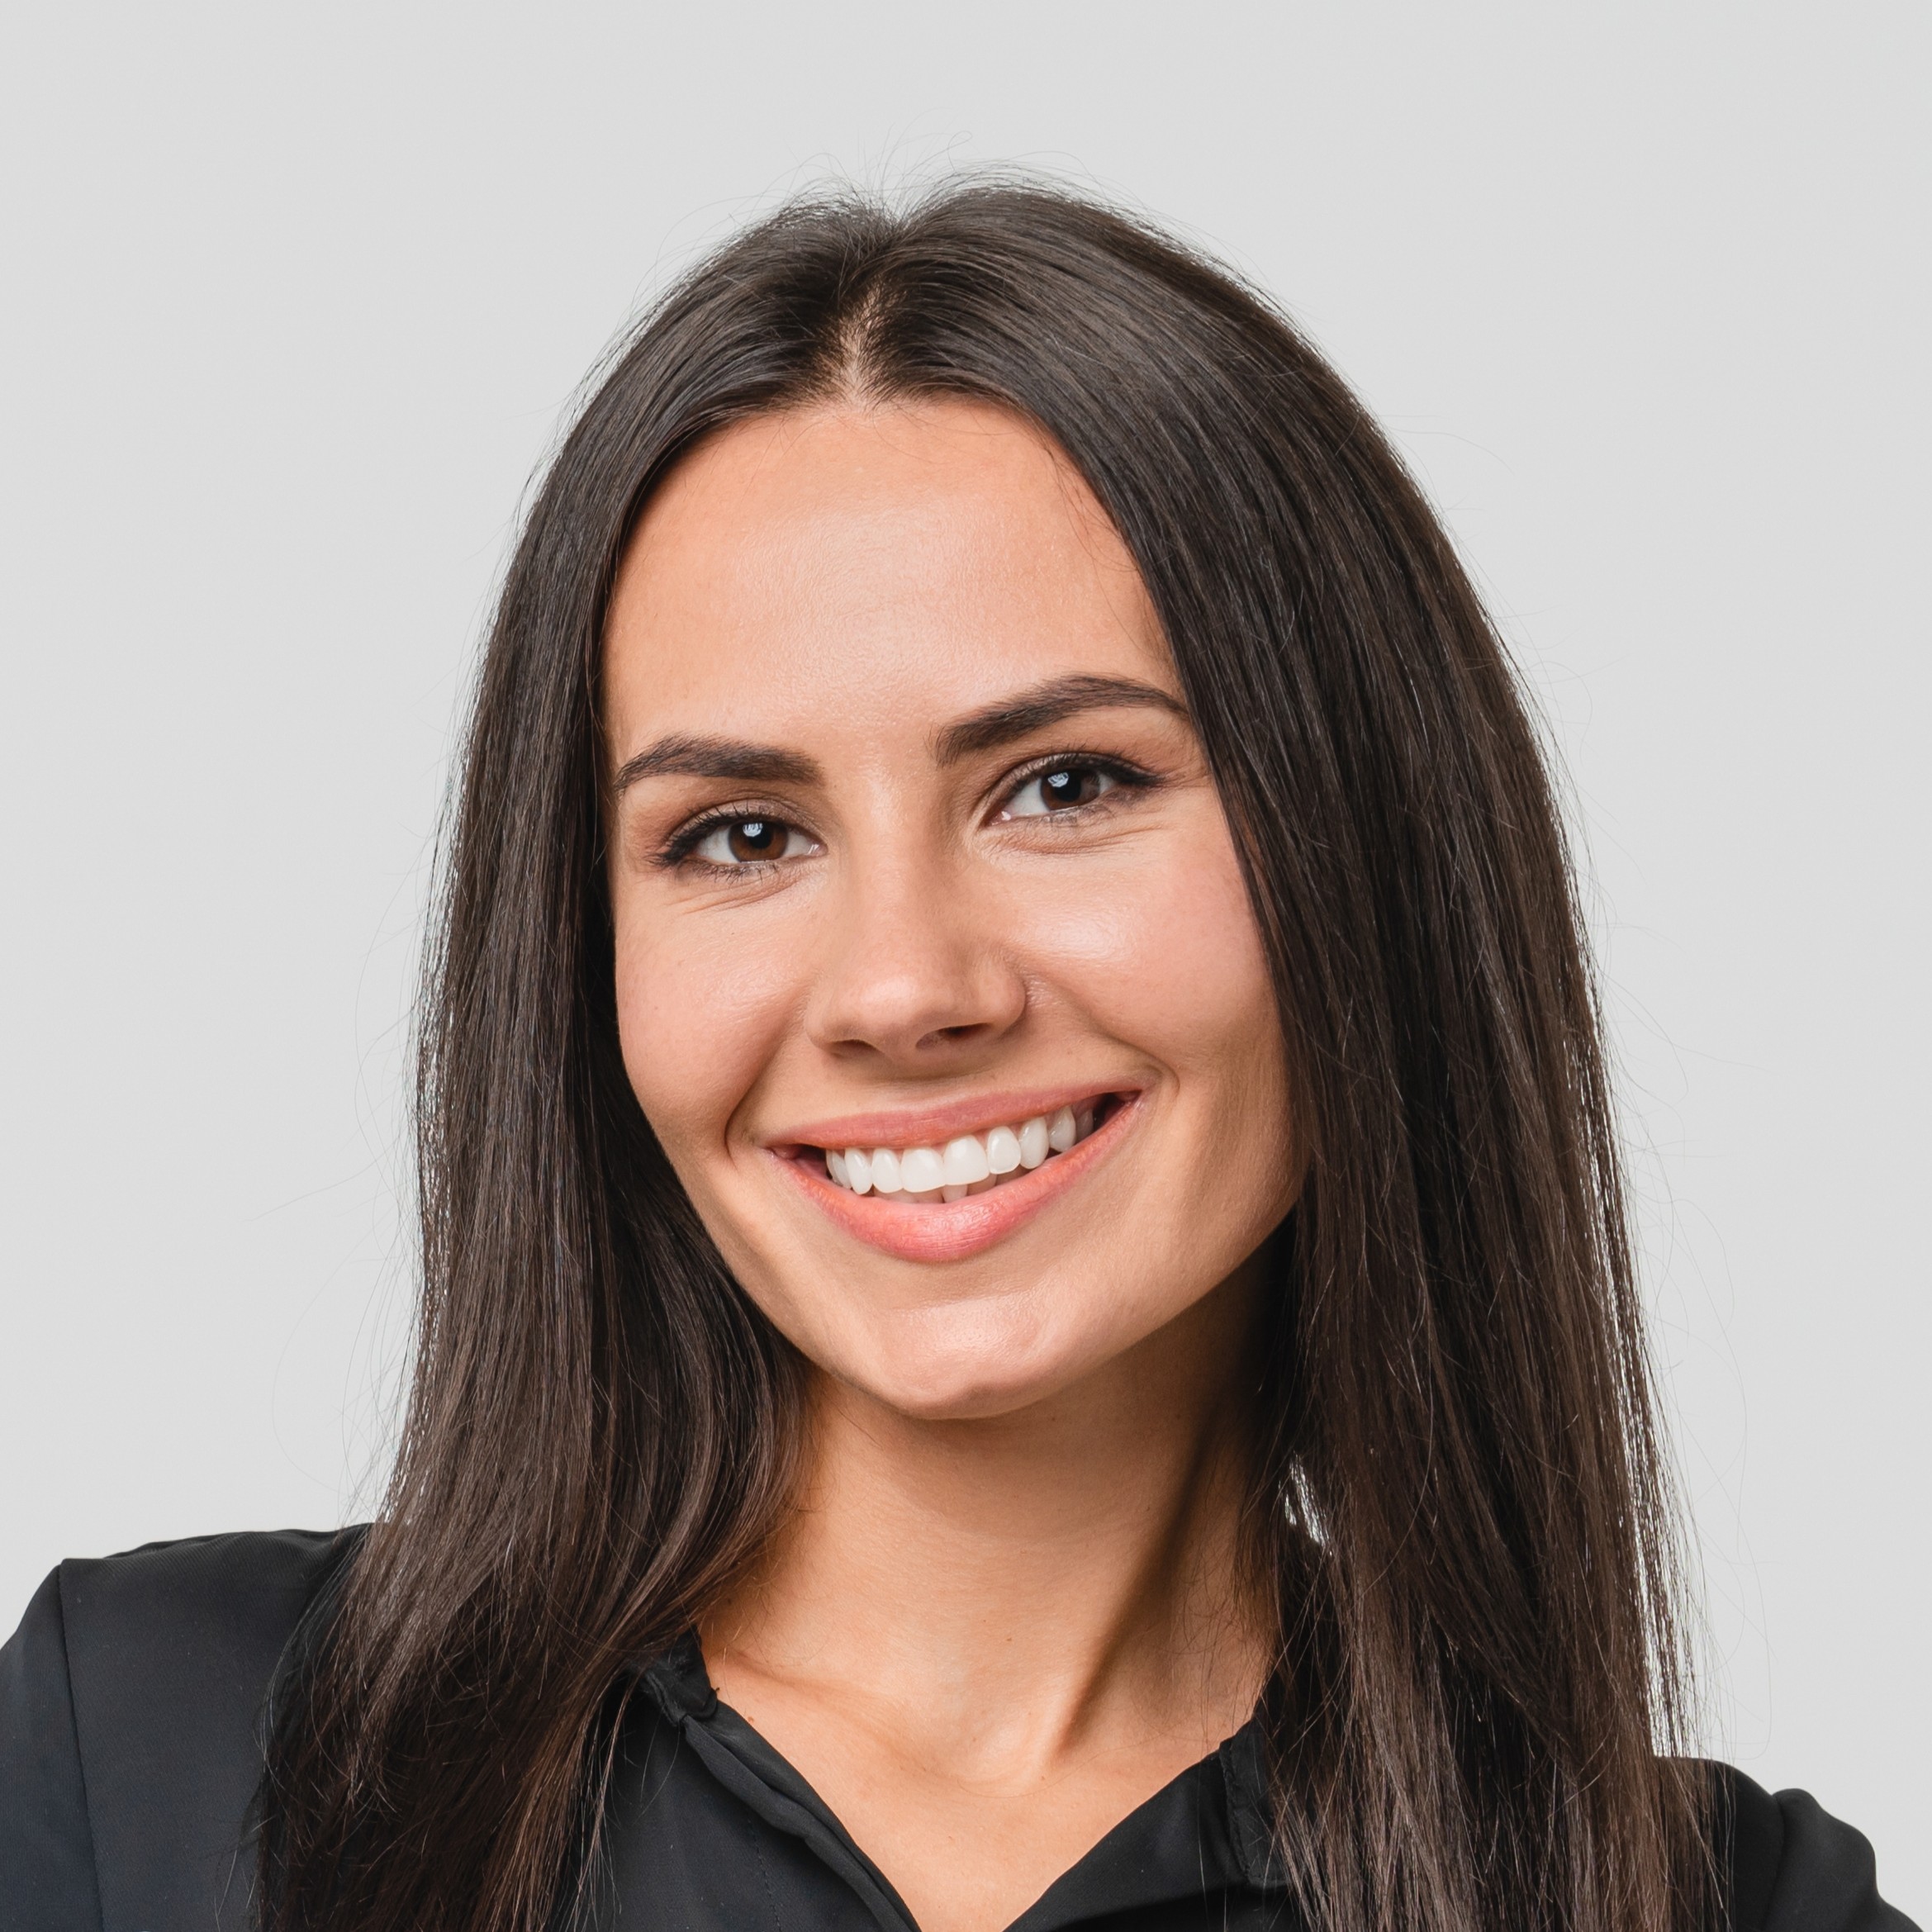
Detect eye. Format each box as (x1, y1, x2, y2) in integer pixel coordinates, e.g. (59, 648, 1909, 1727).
(688, 816, 813, 866)
(999, 762, 1120, 819)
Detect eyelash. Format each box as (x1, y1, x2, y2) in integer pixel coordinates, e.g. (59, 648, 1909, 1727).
(994, 752, 1156, 821)
(654, 753, 1157, 874)
(655, 802, 803, 871)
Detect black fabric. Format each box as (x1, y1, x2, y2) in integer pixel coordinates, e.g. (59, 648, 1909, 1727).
(1719, 1768, 1915, 1932)
(0, 1567, 102, 1931)
(0, 1531, 1918, 1932)
(0, 1529, 358, 1932)
(609, 1632, 1286, 1930)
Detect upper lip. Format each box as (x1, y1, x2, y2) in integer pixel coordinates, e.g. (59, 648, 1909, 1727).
(766, 1084, 1139, 1152)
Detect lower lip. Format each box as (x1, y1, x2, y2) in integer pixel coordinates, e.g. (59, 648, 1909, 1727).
(774, 1097, 1142, 1264)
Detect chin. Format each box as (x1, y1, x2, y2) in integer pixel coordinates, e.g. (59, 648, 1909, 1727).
(838, 1299, 1134, 1422)
(865, 1368, 1058, 1424)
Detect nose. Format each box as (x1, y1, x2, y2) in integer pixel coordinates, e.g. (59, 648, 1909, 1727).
(802, 848, 1028, 1072)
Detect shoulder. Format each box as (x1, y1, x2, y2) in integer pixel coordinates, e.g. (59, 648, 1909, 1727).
(1, 1526, 363, 1932)
(54, 1525, 358, 1693)
(1717, 1761, 1920, 1932)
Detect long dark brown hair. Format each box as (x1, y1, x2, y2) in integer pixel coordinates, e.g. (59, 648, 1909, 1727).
(258, 180, 1708, 1932)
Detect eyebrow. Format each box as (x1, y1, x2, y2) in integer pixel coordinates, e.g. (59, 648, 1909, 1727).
(933, 674, 1189, 763)
(609, 674, 1189, 796)
(610, 734, 822, 794)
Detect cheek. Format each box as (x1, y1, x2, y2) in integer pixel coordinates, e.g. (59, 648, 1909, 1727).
(1021, 824, 1282, 1104)
(611, 909, 798, 1166)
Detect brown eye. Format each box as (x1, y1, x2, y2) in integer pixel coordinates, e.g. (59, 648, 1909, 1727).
(690, 816, 814, 866)
(1003, 763, 1115, 819)
(728, 819, 783, 860)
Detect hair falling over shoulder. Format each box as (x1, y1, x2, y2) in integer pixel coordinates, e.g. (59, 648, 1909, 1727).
(254, 180, 1714, 1932)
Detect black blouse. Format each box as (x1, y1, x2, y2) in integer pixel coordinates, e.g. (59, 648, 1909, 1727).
(0, 1529, 1915, 1932)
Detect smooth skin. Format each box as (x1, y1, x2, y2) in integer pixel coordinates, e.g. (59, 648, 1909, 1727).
(603, 398, 1298, 1932)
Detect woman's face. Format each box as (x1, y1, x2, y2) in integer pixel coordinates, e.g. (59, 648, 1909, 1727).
(603, 398, 1295, 1420)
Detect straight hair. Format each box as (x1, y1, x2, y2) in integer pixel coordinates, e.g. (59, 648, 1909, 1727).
(258, 179, 1709, 1932)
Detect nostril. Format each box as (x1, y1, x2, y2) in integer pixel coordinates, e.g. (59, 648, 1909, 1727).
(916, 1023, 986, 1049)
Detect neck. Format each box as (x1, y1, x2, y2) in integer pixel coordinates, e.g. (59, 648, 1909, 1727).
(702, 1264, 1271, 1779)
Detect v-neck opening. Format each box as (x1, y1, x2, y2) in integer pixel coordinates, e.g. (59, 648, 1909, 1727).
(638, 1631, 1284, 1932)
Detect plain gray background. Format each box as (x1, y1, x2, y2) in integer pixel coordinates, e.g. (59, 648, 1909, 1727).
(2, 0, 1925, 1902)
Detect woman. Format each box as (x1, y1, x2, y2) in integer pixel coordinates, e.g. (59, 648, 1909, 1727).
(0, 183, 1912, 1932)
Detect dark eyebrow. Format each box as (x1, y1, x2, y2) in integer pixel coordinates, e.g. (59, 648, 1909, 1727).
(934, 674, 1189, 764)
(610, 733, 822, 794)
(610, 677, 1186, 793)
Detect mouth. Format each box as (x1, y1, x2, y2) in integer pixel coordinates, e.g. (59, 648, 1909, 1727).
(770, 1089, 1140, 1263)
(814, 1091, 1127, 1202)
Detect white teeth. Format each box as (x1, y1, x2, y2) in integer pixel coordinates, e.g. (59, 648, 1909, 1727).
(898, 1146, 946, 1194)
(817, 1101, 1117, 1202)
(941, 1136, 991, 1186)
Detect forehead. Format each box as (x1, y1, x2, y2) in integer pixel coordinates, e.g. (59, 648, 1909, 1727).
(601, 398, 1171, 757)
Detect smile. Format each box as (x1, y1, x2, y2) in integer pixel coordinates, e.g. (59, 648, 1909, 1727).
(817, 1099, 1111, 1203)
(772, 1090, 1138, 1262)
